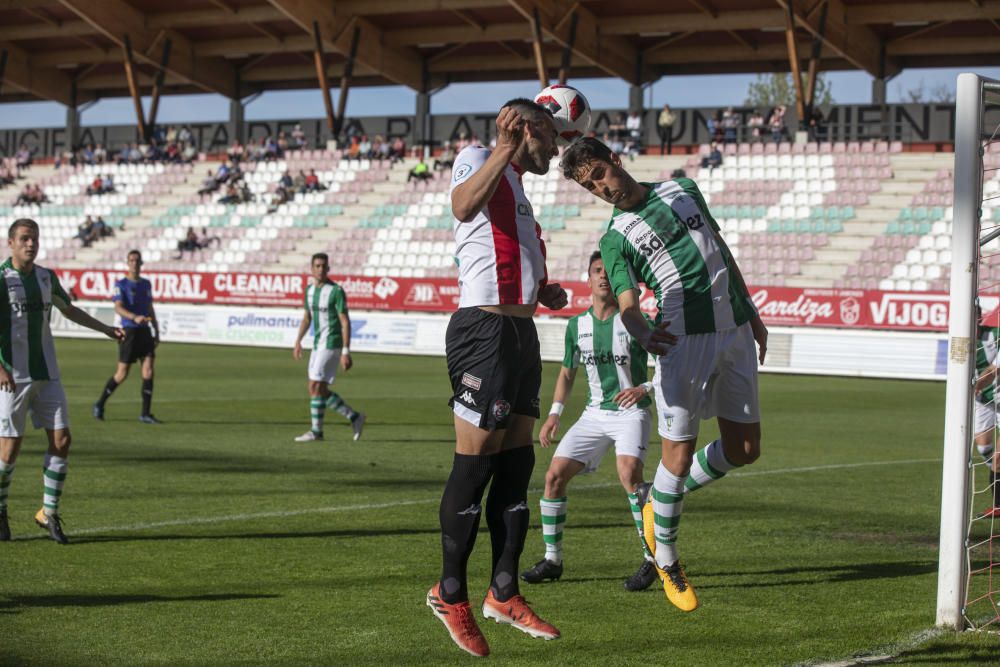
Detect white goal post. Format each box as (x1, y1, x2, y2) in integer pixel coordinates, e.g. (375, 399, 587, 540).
(937, 72, 1000, 629)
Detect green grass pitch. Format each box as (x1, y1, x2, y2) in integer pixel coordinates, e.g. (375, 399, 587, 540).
(1, 339, 997, 665)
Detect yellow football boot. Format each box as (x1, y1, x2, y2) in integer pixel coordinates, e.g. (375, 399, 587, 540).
(656, 560, 699, 612)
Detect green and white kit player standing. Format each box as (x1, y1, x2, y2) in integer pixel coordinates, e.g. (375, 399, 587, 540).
(520, 251, 660, 592)
(0, 219, 124, 544)
(292, 252, 365, 442)
(972, 304, 999, 517)
(561, 138, 768, 612)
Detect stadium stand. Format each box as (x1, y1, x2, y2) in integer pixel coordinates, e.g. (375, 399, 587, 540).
(0, 140, 969, 292)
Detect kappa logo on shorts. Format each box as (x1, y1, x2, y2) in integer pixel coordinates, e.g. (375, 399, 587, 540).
(459, 390, 477, 406)
(461, 373, 482, 391)
(492, 399, 511, 422)
(530, 396, 540, 409)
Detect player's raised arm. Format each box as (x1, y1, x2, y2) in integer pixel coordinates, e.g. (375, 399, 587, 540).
(52, 287, 122, 341)
(450, 107, 526, 222)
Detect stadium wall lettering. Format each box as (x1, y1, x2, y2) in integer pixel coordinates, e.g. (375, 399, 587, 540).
(6, 103, 998, 156)
(54, 268, 994, 334)
(50, 302, 947, 381)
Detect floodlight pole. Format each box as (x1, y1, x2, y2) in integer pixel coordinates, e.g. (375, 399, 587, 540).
(936, 72, 981, 629)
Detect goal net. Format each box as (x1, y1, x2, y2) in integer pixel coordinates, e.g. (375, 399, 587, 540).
(938, 73, 1000, 630)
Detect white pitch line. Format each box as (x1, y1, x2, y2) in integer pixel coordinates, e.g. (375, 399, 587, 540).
(800, 627, 948, 667)
(14, 457, 941, 540)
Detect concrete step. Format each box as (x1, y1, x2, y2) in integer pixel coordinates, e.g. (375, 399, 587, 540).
(785, 275, 834, 288)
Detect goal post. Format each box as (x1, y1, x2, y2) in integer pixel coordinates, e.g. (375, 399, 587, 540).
(937, 72, 1000, 629)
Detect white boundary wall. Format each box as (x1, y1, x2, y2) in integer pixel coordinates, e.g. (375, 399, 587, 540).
(53, 302, 949, 381)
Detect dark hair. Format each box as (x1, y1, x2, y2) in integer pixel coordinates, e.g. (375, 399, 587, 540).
(127, 249, 142, 261)
(311, 252, 329, 264)
(502, 97, 553, 117)
(8, 218, 38, 238)
(560, 137, 615, 180)
(588, 250, 602, 269)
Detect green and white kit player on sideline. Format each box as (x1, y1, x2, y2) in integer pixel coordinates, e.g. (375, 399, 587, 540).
(520, 250, 659, 592)
(561, 138, 768, 612)
(0, 219, 124, 544)
(972, 304, 1000, 518)
(292, 252, 365, 442)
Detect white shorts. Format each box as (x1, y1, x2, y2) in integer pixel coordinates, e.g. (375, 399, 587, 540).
(0, 380, 70, 438)
(308, 348, 341, 384)
(553, 406, 651, 473)
(975, 400, 998, 436)
(655, 322, 760, 440)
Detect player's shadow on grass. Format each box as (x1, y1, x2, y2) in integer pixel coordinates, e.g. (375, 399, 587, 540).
(695, 560, 937, 589)
(0, 592, 278, 613)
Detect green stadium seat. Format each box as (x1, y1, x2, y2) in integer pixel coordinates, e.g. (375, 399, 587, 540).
(901, 221, 916, 235)
(781, 220, 796, 233)
(825, 220, 843, 234)
(916, 222, 932, 235)
(885, 221, 900, 235)
(766, 220, 781, 233)
(930, 207, 944, 221)
(841, 206, 855, 220)
(897, 208, 912, 222)
(913, 207, 929, 222)
(796, 220, 812, 233)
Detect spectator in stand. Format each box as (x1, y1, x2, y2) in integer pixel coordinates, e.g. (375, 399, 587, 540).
(86, 175, 104, 196)
(94, 143, 107, 164)
(359, 135, 372, 159)
(77, 216, 98, 247)
(277, 131, 290, 156)
(434, 142, 455, 171)
(177, 126, 193, 146)
(609, 112, 627, 144)
(378, 138, 392, 162)
(175, 227, 200, 259)
(198, 227, 221, 250)
(769, 106, 786, 144)
(198, 169, 219, 196)
(15, 145, 31, 170)
(657, 104, 676, 155)
(81, 144, 95, 165)
(808, 108, 826, 145)
(227, 140, 245, 164)
(389, 136, 406, 163)
(748, 110, 765, 143)
(292, 124, 306, 149)
(625, 110, 643, 156)
(239, 180, 253, 203)
(407, 159, 432, 183)
(15, 184, 47, 205)
(93, 216, 115, 239)
(305, 169, 324, 192)
(215, 162, 233, 184)
(346, 136, 361, 162)
(269, 185, 291, 212)
(0, 162, 14, 187)
(166, 126, 178, 145)
(701, 142, 723, 172)
(293, 169, 307, 193)
(721, 107, 739, 144)
(280, 170, 294, 190)
(218, 183, 240, 205)
(181, 142, 197, 163)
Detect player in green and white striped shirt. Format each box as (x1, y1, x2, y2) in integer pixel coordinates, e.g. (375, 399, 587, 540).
(0, 219, 124, 544)
(972, 304, 999, 517)
(520, 251, 659, 592)
(561, 138, 768, 612)
(292, 253, 365, 442)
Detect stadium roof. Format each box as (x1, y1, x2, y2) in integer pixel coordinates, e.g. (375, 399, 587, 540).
(1, 0, 999, 107)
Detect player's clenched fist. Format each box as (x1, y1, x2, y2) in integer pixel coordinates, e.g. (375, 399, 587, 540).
(538, 283, 568, 310)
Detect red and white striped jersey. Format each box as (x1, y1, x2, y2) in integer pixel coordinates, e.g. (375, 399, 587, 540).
(450, 145, 547, 308)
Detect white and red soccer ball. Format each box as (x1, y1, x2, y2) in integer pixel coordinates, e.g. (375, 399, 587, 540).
(534, 84, 592, 145)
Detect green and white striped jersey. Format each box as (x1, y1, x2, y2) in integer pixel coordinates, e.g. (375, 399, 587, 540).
(0, 259, 71, 383)
(563, 307, 650, 411)
(599, 178, 756, 335)
(305, 281, 348, 350)
(976, 325, 997, 404)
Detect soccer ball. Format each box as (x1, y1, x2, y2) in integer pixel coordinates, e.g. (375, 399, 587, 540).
(534, 84, 592, 145)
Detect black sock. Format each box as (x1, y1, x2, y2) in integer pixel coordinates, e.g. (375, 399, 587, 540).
(439, 452, 497, 604)
(141, 378, 153, 416)
(486, 445, 535, 602)
(97, 377, 118, 407)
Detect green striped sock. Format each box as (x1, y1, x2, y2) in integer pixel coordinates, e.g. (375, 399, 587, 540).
(310, 397, 325, 434)
(42, 455, 67, 517)
(627, 490, 653, 559)
(539, 496, 567, 564)
(684, 439, 739, 494)
(652, 463, 685, 568)
(0, 460, 14, 511)
(326, 393, 357, 421)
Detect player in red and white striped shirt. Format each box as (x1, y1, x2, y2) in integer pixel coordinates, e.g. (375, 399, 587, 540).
(426, 99, 567, 658)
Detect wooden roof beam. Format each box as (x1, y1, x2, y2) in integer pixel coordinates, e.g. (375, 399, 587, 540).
(0, 41, 92, 105)
(507, 0, 646, 84)
(57, 0, 240, 98)
(266, 0, 422, 90)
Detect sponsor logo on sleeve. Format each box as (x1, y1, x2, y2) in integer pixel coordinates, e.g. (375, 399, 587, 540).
(461, 373, 482, 390)
(453, 164, 473, 182)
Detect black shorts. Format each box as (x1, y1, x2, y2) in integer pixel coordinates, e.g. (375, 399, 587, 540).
(119, 327, 155, 364)
(446, 307, 541, 431)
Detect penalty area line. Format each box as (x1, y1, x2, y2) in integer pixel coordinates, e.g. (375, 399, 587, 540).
(21, 457, 941, 539)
